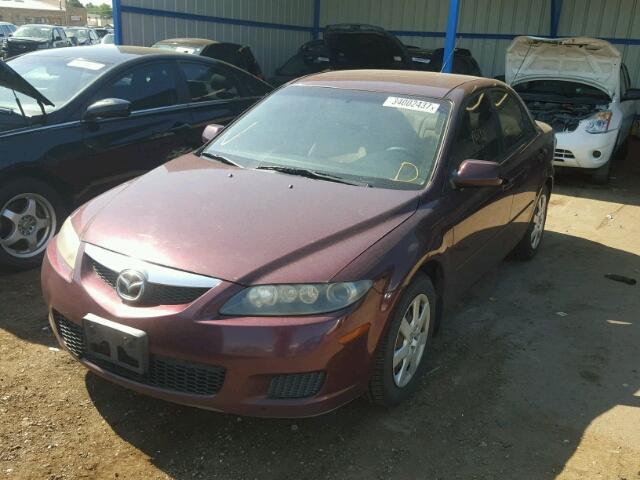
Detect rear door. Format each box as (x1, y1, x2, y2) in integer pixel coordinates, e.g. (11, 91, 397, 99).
(488, 88, 545, 246)
(79, 60, 193, 198)
(177, 60, 270, 146)
(444, 90, 512, 293)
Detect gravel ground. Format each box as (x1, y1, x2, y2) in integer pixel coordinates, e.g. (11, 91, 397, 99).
(1, 141, 639, 480)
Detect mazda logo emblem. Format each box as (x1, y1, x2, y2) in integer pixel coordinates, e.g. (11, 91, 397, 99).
(116, 269, 146, 303)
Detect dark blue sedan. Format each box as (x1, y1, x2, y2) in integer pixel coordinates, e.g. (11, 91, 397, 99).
(0, 45, 272, 269)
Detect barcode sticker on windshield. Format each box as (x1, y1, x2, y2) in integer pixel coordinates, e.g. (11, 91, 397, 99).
(383, 96, 439, 113)
(67, 59, 106, 71)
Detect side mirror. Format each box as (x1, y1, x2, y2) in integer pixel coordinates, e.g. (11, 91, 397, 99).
(452, 159, 503, 188)
(622, 88, 640, 101)
(84, 98, 131, 121)
(202, 124, 224, 144)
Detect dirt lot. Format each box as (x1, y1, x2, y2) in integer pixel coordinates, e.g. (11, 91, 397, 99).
(1, 142, 640, 480)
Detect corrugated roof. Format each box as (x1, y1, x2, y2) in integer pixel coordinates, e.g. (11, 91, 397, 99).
(0, 0, 61, 12)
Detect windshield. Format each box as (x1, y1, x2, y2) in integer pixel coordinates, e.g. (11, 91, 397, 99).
(0, 55, 112, 116)
(13, 26, 51, 39)
(66, 29, 88, 39)
(514, 80, 610, 102)
(154, 43, 202, 55)
(203, 86, 449, 190)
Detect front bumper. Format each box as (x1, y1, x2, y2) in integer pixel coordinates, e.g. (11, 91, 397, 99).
(42, 242, 388, 418)
(553, 129, 618, 169)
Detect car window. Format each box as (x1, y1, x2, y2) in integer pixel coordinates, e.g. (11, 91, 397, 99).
(204, 86, 450, 190)
(489, 90, 535, 153)
(450, 92, 502, 165)
(179, 62, 241, 102)
(278, 53, 328, 77)
(98, 63, 179, 111)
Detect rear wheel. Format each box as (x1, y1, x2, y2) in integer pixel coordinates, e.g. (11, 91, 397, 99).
(510, 186, 549, 261)
(0, 179, 65, 270)
(368, 273, 436, 407)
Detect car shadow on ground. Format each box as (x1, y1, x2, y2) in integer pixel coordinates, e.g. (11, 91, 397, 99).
(553, 137, 640, 207)
(85, 230, 640, 480)
(0, 267, 55, 348)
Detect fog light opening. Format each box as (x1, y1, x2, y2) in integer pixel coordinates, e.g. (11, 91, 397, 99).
(592, 150, 602, 158)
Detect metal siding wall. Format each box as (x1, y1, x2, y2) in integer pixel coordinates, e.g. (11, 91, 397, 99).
(559, 0, 640, 86)
(120, 0, 313, 76)
(320, 0, 550, 77)
(118, 0, 640, 83)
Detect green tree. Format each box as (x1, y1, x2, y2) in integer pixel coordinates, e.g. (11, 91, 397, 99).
(67, 0, 84, 7)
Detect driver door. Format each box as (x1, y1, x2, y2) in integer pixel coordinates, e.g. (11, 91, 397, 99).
(444, 90, 512, 294)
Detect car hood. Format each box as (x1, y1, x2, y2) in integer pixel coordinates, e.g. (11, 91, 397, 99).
(323, 24, 411, 69)
(78, 154, 420, 285)
(506, 36, 620, 98)
(0, 60, 54, 107)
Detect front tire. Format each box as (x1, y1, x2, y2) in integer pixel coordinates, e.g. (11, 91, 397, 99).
(368, 273, 436, 407)
(0, 178, 65, 270)
(510, 186, 549, 261)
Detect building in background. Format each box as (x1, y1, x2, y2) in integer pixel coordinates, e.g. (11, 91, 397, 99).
(0, 0, 86, 26)
(87, 13, 112, 27)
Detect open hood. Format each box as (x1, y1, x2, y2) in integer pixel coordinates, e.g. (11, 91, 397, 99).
(324, 24, 411, 70)
(0, 60, 54, 107)
(506, 36, 620, 98)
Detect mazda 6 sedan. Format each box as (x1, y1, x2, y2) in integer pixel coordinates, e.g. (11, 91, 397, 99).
(42, 70, 554, 417)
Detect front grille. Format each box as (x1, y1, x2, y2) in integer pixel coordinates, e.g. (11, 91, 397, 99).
(268, 371, 326, 399)
(89, 259, 210, 306)
(554, 148, 575, 162)
(53, 311, 85, 357)
(52, 311, 226, 396)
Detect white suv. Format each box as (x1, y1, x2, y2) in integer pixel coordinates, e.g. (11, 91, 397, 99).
(506, 36, 640, 183)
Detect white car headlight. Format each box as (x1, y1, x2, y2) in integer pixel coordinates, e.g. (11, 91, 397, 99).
(220, 281, 373, 316)
(584, 111, 612, 134)
(56, 217, 80, 270)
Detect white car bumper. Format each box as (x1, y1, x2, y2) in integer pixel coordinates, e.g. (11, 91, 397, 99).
(553, 129, 618, 169)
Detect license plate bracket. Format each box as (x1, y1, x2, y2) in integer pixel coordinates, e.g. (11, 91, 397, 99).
(83, 314, 148, 375)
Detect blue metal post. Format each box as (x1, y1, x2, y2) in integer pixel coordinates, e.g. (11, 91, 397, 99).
(312, 0, 321, 40)
(442, 0, 461, 73)
(113, 0, 123, 45)
(550, 0, 563, 37)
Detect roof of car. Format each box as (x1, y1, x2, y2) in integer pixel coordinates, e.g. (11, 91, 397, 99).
(19, 45, 193, 64)
(156, 38, 218, 46)
(295, 69, 489, 99)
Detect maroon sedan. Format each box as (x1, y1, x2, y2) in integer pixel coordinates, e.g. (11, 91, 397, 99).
(42, 70, 554, 417)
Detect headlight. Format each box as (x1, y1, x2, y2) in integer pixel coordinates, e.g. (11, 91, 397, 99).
(584, 111, 612, 134)
(220, 281, 373, 316)
(56, 217, 80, 270)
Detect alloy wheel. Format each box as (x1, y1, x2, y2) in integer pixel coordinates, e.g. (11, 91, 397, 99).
(530, 192, 547, 250)
(0, 193, 57, 259)
(392, 293, 431, 388)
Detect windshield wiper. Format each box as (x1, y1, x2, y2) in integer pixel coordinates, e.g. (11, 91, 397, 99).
(257, 165, 370, 187)
(200, 151, 241, 167)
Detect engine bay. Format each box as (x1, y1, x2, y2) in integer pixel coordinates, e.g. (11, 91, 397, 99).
(523, 100, 606, 133)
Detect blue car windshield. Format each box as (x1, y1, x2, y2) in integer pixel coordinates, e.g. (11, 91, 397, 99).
(0, 55, 113, 117)
(204, 86, 450, 190)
